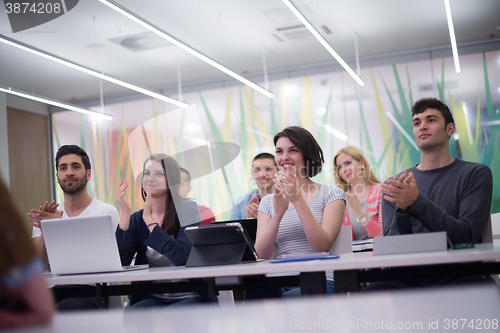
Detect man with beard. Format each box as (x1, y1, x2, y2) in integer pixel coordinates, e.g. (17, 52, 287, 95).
(27, 145, 119, 310)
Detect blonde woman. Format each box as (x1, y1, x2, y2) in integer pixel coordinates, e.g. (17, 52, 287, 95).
(333, 146, 383, 240)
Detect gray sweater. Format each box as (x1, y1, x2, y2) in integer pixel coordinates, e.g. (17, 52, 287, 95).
(382, 159, 492, 244)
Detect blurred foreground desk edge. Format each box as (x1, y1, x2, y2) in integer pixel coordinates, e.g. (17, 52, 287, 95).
(4, 285, 500, 333)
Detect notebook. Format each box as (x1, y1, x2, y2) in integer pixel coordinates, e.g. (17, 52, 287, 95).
(41, 215, 148, 275)
(270, 252, 339, 263)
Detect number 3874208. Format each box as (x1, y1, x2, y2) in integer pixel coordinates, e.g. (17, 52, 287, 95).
(5, 2, 62, 14)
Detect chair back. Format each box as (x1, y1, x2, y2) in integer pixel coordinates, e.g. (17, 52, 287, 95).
(491, 213, 500, 240)
(331, 226, 353, 255)
(481, 215, 493, 243)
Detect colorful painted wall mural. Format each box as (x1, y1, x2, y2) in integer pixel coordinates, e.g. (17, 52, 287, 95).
(52, 50, 500, 219)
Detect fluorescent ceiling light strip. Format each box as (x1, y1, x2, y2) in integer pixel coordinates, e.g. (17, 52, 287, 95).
(282, 0, 364, 86)
(444, 0, 460, 73)
(0, 35, 188, 108)
(0, 87, 112, 120)
(385, 111, 419, 151)
(99, 0, 274, 99)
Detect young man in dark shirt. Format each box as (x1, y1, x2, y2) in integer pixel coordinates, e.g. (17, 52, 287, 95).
(363, 98, 493, 291)
(381, 98, 492, 243)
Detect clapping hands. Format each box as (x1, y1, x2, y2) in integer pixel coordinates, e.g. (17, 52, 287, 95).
(246, 196, 259, 218)
(26, 201, 63, 231)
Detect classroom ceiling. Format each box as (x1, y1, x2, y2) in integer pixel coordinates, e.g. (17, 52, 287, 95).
(0, 0, 499, 106)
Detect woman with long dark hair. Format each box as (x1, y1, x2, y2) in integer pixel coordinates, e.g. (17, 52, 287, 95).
(115, 153, 210, 308)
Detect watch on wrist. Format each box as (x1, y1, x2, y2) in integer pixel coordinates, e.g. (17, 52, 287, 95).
(357, 214, 367, 224)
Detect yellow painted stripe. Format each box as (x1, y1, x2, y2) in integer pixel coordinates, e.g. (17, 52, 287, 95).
(301, 77, 312, 131)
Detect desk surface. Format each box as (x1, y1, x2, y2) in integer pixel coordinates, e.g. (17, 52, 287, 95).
(6, 284, 500, 333)
(46, 243, 500, 286)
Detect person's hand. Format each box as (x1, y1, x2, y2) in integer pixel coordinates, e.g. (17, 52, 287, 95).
(345, 192, 364, 218)
(40, 201, 59, 214)
(246, 196, 259, 218)
(142, 190, 155, 227)
(26, 207, 63, 231)
(116, 181, 131, 214)
(381, 169, 419, 213)
(274, 170, 302, 204)
(27, 201, 62, 232)
(272, 174, 290, 216)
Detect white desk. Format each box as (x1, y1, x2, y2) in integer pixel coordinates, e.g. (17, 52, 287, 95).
(5, 284, 500, 333)
(45, 244, 500, 296)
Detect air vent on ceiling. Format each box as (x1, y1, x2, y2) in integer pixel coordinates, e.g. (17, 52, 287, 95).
(109, 32, 172, 52)
(320, 25, 332, 34)
(262, 17, 337, 43)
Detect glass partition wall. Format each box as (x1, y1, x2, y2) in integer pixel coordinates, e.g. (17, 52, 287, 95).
(51, 50, 500, 218)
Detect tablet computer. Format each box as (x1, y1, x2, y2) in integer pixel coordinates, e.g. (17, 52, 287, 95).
(185, 222, 259, 266)
(211, 218, 257, 243)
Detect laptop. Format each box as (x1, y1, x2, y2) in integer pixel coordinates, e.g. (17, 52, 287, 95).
(41, 215, 148, 275)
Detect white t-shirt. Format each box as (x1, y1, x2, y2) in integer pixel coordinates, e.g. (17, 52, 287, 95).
(32, 198, 120, 238)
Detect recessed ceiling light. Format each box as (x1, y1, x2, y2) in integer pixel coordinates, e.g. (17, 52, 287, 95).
(318, 108, 326, 115)
(453, 133, 459, 140)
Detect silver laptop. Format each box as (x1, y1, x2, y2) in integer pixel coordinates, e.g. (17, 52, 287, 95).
(41, 215, 148, 275)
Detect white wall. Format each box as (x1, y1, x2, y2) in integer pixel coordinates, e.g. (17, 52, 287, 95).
(0, 93, 50, 188)
(6, 94, 50, 116)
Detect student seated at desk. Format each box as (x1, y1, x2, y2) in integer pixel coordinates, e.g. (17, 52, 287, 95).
(365, 98, 493, 291)
(247, 126, 345, 299)
(230, 153, 278, 220)
(27, 145, 119, 311)
(0, 177, 55, 327)
(115, 153, 215, 308)
(334, 146, 383, 240)
(179, 167, 215, 225)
